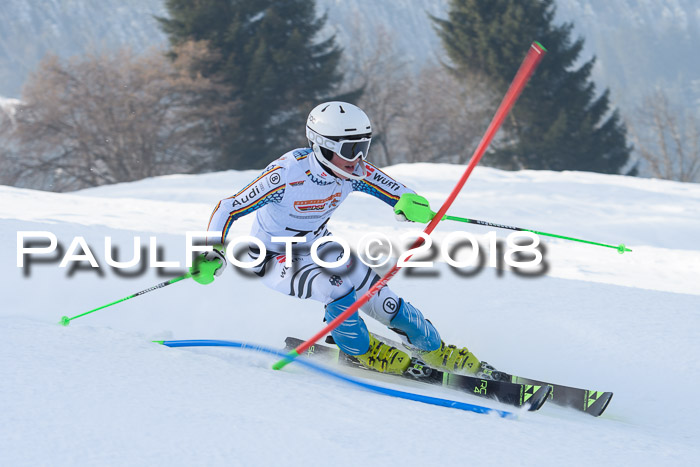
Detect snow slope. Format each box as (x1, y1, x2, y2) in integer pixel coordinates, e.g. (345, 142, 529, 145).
(1, 165, 699, 466)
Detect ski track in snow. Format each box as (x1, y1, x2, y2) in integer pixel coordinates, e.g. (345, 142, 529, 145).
(2, 165, 699, 466)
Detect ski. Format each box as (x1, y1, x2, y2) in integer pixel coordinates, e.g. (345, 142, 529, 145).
(369, 333, 613, 417)
(284, 337, 551, 412)
(509, 375, 613, 417)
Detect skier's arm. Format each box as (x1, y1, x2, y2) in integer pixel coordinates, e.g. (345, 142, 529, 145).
(193, 164, 285, 284)
(351, 162, 435, 223)
(351, 162, 414, 208)
(207, 164, 286, 245)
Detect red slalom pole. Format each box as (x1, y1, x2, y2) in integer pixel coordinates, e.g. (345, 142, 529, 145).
(273, 41, 547, 370)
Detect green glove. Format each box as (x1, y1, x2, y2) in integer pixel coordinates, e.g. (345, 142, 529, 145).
(190, 245, 227, 285)
(393, 193, 438, 224)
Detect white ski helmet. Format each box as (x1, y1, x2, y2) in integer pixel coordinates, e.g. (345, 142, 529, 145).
(306, 101, 372, 180)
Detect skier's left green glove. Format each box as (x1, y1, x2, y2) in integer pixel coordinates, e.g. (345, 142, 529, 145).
(190, 245, 227, 285)
(394, 193, 438, 224)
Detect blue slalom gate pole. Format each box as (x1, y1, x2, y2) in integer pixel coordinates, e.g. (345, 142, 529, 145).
(156, 339, 515, 419)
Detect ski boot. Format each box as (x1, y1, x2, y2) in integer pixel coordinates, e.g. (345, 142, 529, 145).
(387, 299, 480, 376)
(416, 341, 481, 375)
(355, 333, 412, 375)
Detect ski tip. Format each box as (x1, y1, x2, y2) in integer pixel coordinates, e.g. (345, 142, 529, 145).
(59, 316, 70, 327)
(588, 392, 614, 417)
(527, 385, 553, 412)
(596, 392, 614, 416)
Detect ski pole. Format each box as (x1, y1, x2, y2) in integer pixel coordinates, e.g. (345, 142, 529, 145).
(59, 272, 192, 326)
(442, 214, 632, 253)
(273, 41, 547, 371)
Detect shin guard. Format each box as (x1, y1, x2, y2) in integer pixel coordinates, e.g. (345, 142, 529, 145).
(389, 300, 441, 352)
(324, 290, 370, 356)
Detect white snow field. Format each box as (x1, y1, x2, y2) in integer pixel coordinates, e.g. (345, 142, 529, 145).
(1, 164, 699, 466)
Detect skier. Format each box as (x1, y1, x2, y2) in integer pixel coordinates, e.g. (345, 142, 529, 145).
(192, 101, 493, 378)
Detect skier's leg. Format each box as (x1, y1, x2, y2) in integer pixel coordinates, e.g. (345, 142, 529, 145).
(347, 256, 439, 348)
(323, 288, 412, 374)
(260, 245, 480, 376)
(323, 289, 369, 356)
(260, 250, 354, 301)
(260, 249, 375, 358)
(388, 298, 481, 375)
(349, 257, 482, 375)
(285, 245, 415, 373)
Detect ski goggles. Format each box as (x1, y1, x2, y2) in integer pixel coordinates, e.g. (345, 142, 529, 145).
(306, 127, 371, 162)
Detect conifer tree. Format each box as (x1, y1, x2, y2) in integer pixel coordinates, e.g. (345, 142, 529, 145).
(433, 0, 631, 173)
(158, 0, 343, 168)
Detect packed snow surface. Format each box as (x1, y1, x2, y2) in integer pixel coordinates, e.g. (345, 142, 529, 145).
(1, 164, 699, 466)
